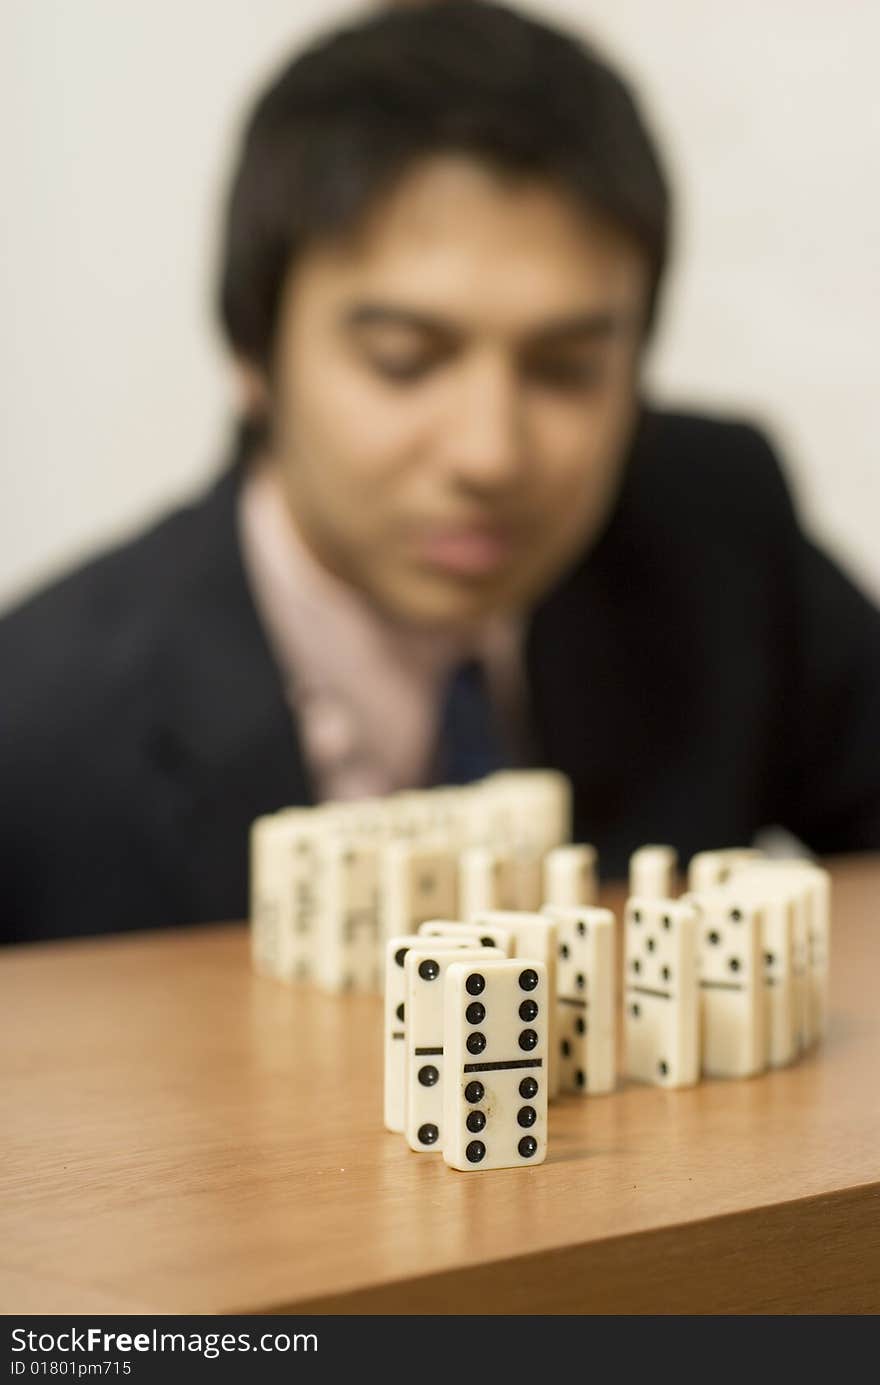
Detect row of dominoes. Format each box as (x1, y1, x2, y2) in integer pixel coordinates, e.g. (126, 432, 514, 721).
(384, 902, 616, 1171)
(248, 770, 582, 992)
(625, 845, 831, 1086)
(382, 846, 830, 1172)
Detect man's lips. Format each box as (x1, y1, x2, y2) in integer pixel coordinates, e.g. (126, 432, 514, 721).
(411, 524, 516, 577)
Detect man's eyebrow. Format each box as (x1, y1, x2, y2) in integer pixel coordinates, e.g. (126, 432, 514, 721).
(342, 303, 633, 342)
(343, 305, 456, 337)
(524, 310, 631, 345)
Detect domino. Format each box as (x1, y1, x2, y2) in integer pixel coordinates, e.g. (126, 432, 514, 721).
(418, 919, 515, 954)
(718, 873, 798, 1067)
(381, 841, 459, 948)
(624, 897, 699, 1088)
(472, 910, 560, 1097)
(383, 933, 481, 1133)
(629, 844, 678, 899)
(482, 769, 572, 854)
(459, 846, 509, 920)
(404, 944, 501, 1151)
(544, 905, 616, 1094)
(443, 958, 549, 1171)
(313, 834, 380, 992)
(249, 808, 323, 983)
(543, 844, 598, 909)
(688, 887, 765, 1078)
(688, 847, 764, 894)
(731, 860, 829, 1047)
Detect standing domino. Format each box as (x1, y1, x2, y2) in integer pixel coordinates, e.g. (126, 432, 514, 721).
(314, 834, 380, 992)
(688, 848, 764, 894)
(381, 841, 458, 948)
(404, 944, 501, 1152)
(544, 905, 616, 1094)
(443, 959, 549, 1171)
(543, 845, 598, 909)
(719, 874, 798, 1067)
(624, 897, 699, 1088)
(473, 910, 560, 1097)
(383, 934, 478, 1133)
(689, 888, 765, 1078)
(629, 845, 678, 899)
(419, 919, 515, 954)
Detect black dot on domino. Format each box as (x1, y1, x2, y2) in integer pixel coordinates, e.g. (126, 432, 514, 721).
(577, 920, 586, 936)
(395, 947, 409, 967)
(658, 1059, 668, 1077)
(518, 1028, 538, 1051)
(418, 958, 440, 981)
(418, 1065, 439, 1087)
(479, 936, 495, 948)
(396, 1003, 404, 1021)
(519, 969, 539, 991)
(632, 958, 641, 973)
(517, 1106, 537, 1128)
(728, 956, 741, 973)
(518, 1136, 538, 1159)
(519, 999, 538, 1022)
(575, 1017, 586, 1036)
(560, 942, 570, 959)
(646, 936, 656, 952)
(519, 1076, 538, 1099)
(466, 1110, 486, 1133)
(575, 1069, 585, 1088)
(465, 1002, 486, 1025)
(708, 930, 721, 946)
(765, 951, 775, 966)
(466, 972, 486, 996)
(467, 1032, 487, 1055)
(729, 908, 743, 922)
(662, 914, 672, 930)
(466, 1141, 486, 1163)
(561, 1038, 571, 1057)
(661, 965, 671, 981)
(632, 910, 642, 924)
(418, 1124, 439, 1145)
(630, 1002, 640, 1018)
(465, 1080, 484, 1103)
(576, 972, 585, 990)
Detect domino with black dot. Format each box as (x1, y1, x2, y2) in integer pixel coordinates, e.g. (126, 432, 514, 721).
(404, 944, 502, 1152)
(688, 847, 764, 894)
(383, 934, 486, 1134)
(689, 887, 765, 1078)
(544, 905, 616, 1094)
(314, 834, 380, 993)
(381, 841, 459, 950)
(473, 911, 560, 1097)
(418, 919, 515, 954)
(624, 897, 699, 1088)
(442, 958, 549, 1171)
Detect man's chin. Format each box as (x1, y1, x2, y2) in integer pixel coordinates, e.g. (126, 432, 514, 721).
(369, 567, 517, 632)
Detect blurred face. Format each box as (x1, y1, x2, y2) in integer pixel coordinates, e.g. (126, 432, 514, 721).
(255, 155, 649, 629)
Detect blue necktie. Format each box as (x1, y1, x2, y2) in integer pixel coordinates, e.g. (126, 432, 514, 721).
(431, 657, 512, 786)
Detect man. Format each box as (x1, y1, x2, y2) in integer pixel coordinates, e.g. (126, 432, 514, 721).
(2, 1, 879, 943)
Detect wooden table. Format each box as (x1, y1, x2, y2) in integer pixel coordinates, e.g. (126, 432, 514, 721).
(2, 856, 879, 1315)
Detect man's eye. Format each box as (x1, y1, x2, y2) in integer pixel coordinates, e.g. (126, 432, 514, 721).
(527, 359, 604, 391)
(368, 356, 436, 383)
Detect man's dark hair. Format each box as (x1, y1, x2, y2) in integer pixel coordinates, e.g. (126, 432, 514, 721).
(219, 0, 671, 378)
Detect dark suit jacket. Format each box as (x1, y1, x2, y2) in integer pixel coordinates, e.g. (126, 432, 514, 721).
(3, 407, 880, 943)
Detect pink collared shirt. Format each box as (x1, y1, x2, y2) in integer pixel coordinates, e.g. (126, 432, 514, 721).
(237, 462, 526, 801)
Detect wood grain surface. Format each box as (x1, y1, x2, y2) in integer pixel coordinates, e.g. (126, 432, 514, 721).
(2, 855, 879, 1315)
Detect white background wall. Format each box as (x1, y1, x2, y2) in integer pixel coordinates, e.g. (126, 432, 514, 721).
(1, 0, 878, 610)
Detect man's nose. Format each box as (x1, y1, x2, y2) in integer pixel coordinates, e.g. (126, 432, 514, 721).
(444, 357, 527, 494)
